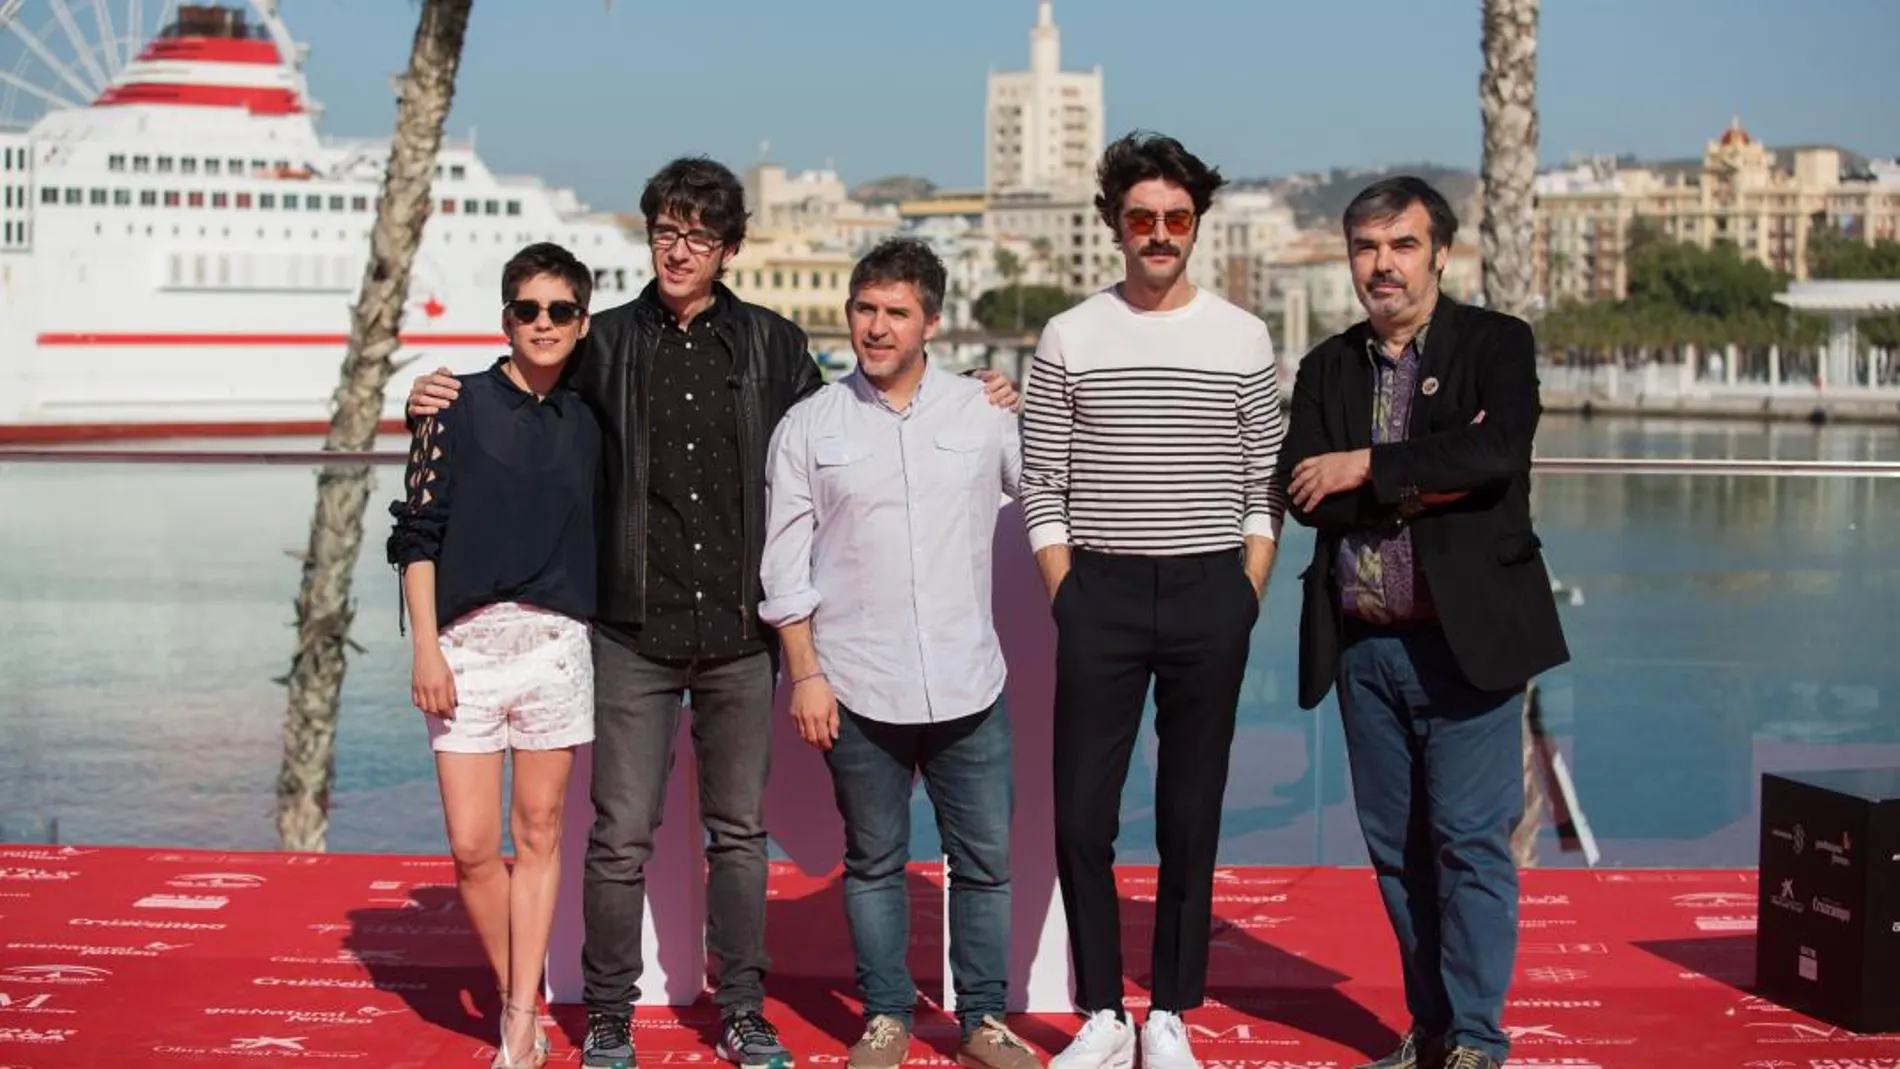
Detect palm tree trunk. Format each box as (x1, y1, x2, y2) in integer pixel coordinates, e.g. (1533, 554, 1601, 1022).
(1479, 0, 1540, 322)
(277, 0, 475, 851)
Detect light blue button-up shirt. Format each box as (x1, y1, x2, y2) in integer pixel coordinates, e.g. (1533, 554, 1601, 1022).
(759, 361, 1022, 725)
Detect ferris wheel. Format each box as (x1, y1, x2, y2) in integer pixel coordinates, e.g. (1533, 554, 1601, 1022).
(0, 0, 294, 131)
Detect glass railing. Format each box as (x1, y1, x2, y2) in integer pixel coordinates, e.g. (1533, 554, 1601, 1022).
(3, 415, 1897, 870)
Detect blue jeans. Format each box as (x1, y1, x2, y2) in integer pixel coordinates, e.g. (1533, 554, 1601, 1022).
(1337, 625, 1524, 1062)
(824, 699, 1013, 1034)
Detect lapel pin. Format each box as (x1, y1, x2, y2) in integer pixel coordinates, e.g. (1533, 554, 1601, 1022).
(1421, 376, 1440, 396)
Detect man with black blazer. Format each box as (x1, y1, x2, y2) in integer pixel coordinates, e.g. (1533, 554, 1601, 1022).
(1274, 177, 1568, 1069)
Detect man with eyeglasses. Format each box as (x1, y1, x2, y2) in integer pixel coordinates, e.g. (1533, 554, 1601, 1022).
(1020, 131, 1286, 1069)
(408, 156, 1016, 1069)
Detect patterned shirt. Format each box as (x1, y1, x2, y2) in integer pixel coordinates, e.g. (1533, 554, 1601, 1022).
(1336, 324, 1436, 625)
(594, 293, 766, 663)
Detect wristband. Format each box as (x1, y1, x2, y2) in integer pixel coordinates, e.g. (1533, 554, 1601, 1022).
(792, 671, 826, 686)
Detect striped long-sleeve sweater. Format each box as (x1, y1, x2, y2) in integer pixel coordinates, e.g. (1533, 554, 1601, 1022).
(1020, 286, 1287, 556)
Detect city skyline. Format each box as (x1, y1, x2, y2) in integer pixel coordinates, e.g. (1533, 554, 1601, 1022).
(242, 0, 1898, 214)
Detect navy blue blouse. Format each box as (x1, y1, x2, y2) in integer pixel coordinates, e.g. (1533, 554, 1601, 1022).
(387, 358, 601, 631)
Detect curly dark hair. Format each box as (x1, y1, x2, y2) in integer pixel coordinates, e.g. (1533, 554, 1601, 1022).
(849, 237, 947, 319)
(501, 241, 592, 307)
(639, 155, 749, 247)
(1093, 130, 1227, 233)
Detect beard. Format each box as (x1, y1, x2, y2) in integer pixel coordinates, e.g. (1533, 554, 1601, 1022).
(1359, 273, 1413, 316)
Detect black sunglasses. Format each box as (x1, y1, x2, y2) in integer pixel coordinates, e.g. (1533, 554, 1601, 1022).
(505, 299, 586, 325)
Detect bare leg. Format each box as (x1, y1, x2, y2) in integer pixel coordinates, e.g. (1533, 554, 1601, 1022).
(436, 751, 510, 993)
(504, 746, 575, 1061)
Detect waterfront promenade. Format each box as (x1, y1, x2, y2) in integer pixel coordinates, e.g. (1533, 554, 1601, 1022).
(3, 415, 1899, 1066)
(1536, 360, 1900, 424)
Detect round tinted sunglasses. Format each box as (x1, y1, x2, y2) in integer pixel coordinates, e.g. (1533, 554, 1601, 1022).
(1123, 208, 1195, 238)
(505, 299, 586, 326)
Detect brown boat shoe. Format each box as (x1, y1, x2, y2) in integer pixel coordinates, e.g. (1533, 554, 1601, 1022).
(958, 1016, 1043, 1069)
(847, 1015, 909, 1069)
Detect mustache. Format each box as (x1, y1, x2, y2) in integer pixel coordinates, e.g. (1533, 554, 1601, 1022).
(1368, 272, 1404, 288)
(1140, 242, 1181, 257)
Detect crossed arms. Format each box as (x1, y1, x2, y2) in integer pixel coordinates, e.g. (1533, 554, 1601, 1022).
(1276, 316, 1541, 534)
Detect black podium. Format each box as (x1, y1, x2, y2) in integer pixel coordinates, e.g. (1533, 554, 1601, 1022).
(1755, 768, 1900, 1034)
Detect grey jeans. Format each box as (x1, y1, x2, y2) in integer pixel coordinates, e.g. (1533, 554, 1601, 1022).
(580, 634, 774, 1016)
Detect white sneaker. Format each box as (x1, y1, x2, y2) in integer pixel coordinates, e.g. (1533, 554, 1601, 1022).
(1049, 1010, 1135, 1069)
(1141, 1011, 1199, 1069)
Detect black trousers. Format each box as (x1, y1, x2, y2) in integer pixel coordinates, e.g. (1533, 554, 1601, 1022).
(1051, 546, 1258, 1014)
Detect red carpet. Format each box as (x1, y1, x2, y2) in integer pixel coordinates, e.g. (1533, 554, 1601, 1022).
(2, 846, 1894, 1067)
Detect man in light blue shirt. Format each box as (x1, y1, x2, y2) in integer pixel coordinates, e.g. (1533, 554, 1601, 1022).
(759, 237, 1036, 1069)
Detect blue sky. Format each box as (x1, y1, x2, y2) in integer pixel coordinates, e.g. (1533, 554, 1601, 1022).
(275, 0, 1898, 213)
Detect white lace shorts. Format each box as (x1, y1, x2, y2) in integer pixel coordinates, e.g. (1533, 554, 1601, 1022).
(427, 601, 595, 754)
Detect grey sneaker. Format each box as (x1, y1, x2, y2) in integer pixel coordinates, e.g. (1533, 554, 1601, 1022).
(1353, 1031, 1443, 1069)
(582, 1011, 634, 1069)
(848, 1015, 910, 1069)
(718, 1010, 795, 1069)
(1440, 1048, 1500, 1069)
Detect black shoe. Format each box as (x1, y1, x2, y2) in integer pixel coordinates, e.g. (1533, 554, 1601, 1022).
(583, 1011, 634, 1069)
(1354, 1031, 1444, 1069)
(1439, 1047, 1500, 1069)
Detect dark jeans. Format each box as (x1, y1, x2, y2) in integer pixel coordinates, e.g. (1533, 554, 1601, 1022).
(824, 700, 1014, 1034)
(1336, 623, 1524, 1062)
(580, 635, 774, 1016)
(1051, 547, 1258, 1014)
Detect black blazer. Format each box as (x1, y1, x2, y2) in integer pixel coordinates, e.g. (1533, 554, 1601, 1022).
(1274, 295, 1569, 710)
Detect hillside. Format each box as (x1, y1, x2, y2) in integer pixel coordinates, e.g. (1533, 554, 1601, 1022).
(850, 174, 938, 205)
(1238, 164, 1480, 230)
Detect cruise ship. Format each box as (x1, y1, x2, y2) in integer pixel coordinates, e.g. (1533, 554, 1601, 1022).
(0, 0, 653, 440)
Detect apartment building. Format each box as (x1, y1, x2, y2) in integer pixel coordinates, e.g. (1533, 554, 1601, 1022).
(1534, 117, 1900, 304)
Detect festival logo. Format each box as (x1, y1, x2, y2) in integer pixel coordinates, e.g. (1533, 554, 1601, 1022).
(151, 1035, 369, 1060)
(203, 1006, 402, 1027)
(1811, 896, 1851, 923)
(267, 949, 410, 968)
(0, 991, 72, 1015)
(1767, 823, 1806, 855)
(1504, 1023, 1638, 1048)
(0, 965, 110, 986)
(70, 916, 226, 931)
(0, 847, 93, 862)
(1674, 891, 1757, 909)
(252, 977, 428, 993)
(168, 873, 267, 890)
(1814, 829, 1853, 869)
(1523, 966, 1589, 985)
(0, 868, 77, 882)
(0, 1026, 74, 1044)
(1747, 1021, 1895, 1046)
(4, 941, 187, 959)
(134, 892, 229, 910)
(1769, 879, 1805, 915)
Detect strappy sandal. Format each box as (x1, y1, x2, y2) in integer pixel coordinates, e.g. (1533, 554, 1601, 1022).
(496, 1001, 549, 1069)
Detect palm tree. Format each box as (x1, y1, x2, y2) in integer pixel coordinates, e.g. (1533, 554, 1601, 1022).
(276, 0, 475, 851)
(1478, 0, 1540, 322)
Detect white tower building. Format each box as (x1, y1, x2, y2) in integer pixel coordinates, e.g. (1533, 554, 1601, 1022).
(983, 1, 1104, 196)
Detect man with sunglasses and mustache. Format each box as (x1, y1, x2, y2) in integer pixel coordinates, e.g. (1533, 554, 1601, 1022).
(1274, 177, 1568, 1069)
(408, 156, 1017, 1069)
(1020, 131, 1286, 1069)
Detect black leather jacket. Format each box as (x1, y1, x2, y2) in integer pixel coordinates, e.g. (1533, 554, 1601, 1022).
(568, 281, 823, 636)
